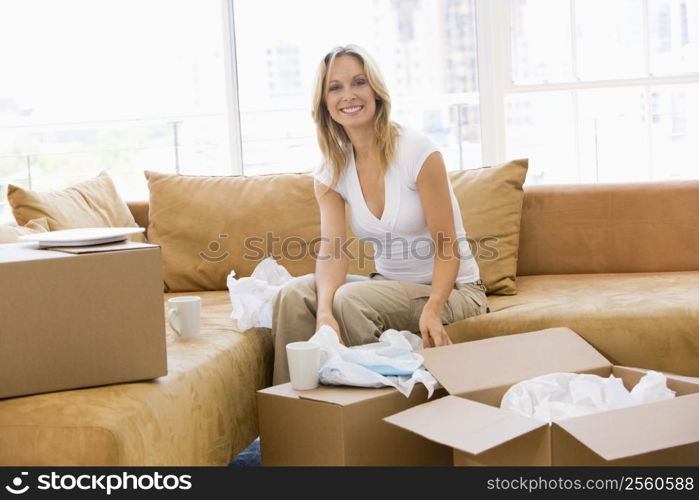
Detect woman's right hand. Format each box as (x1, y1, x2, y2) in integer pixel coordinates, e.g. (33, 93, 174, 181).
(315, 311, 344, 345)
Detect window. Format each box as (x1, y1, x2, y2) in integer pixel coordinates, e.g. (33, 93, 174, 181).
(505, 0, 699, 184)
(0, 0, 229, 222)
(233, 0, 481, 176)
(2, 0, 698, 225)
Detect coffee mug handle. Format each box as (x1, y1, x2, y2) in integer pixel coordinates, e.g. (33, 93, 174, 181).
(167, 308, 181, 337)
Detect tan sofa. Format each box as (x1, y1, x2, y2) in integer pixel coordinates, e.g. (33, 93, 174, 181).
(134, 178, 699, 379)
(448, 181, 699, 377)
(1, 178, 697, 465)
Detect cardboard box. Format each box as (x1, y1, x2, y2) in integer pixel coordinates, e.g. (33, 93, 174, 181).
(384, 328, 699, 466)
(0, 241, 167, 399)
(257, 383, 452, 466)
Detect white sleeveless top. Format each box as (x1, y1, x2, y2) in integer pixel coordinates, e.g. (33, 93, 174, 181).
(313, 127, 480, 285)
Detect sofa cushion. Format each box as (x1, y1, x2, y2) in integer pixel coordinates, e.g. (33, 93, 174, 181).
(0, 217, 49, 244)
(7, 171, 146, 243)
(449, 159, 528, 295)
(0, 291, 273, 466)
(445, 271, 699, 377)
(145, 171, 323, 292)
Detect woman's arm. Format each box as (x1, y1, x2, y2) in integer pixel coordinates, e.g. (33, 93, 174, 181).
(314, 179, 349, 341)
(416, 151, 460, 348)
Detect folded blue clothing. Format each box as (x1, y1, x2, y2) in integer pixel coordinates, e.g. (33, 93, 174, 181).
(360, 364, 416, 376)
(309, 326, 438, 398)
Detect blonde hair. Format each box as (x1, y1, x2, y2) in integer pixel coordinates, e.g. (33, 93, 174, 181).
(311, 45, 399, 188)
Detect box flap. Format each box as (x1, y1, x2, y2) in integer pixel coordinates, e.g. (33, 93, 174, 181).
(555, 393, 699, 461)
(423, 328, 611, 396)
(614, 365, 699, 386)
(0, 241, 157, 262)
(0, 242, 74, 263)
(384, 395, 546, 455)
(258, 383, 398, 406)
(613, 366, 699, 395)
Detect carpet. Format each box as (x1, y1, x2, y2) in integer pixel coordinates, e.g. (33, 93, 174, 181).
(229, 437, 261, 466)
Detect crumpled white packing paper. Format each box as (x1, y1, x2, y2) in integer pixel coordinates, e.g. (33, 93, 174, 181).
(500, 371, 676, 422)
(308, 325, 438, 398)
(227, 257, 293, 331)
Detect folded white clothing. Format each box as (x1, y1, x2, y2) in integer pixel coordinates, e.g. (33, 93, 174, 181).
(309, 326, 438, 398)
(500, 371, 676, 422)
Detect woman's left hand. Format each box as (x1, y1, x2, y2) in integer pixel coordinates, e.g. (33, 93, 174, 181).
(418, 306, 453, 348)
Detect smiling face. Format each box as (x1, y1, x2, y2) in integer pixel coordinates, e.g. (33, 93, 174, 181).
(325, 54, 378, 133)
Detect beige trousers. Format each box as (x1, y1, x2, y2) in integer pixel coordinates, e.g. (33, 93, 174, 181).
(271, 273, 488, 385)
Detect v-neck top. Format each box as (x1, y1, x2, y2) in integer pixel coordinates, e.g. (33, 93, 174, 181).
(314, 127, 480, 285)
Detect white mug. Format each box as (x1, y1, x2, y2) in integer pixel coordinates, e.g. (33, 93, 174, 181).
(286, 341, 320, 390)
(167, 296, 201, 340)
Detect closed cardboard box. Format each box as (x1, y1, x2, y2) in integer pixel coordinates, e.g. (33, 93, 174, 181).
(385, 328, 699, 466)
(258, 383, 452, 466)
(0, 242, 167, 399)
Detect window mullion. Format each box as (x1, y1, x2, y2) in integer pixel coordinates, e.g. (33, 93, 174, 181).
(221, 0, 243, 175)
(643, 0, 653, 182)
(475, 0, 509, 165)
(571, 0, 581, 181)
(643, 0, 651, 76)
(501, 73, 699, 93)
(642, 0, 653, 181)
(572, 89, 581, 182)
(645, 86, 654, 181)
(571, 0, 579, 80)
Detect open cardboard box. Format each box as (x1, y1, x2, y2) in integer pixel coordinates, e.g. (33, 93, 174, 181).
(257, 382, 452, 466)
(384, 327, 699, 466)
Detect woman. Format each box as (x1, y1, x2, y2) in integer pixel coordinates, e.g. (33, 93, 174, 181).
(272, 45, 487, 384)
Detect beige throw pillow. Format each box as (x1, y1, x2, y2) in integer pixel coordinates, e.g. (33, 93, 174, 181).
(0, 217, 50, 244)
(449, 159, 528, 295)
(7, 171, 146, 243)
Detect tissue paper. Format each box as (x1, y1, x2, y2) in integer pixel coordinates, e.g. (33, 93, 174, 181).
(227, 257, 293, 330)
(309, 326, 438, 398)
(630, 370, 677, 403)
(501, 371, 676, 422)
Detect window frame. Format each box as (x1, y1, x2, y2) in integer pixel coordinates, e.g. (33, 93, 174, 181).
(223, 0, 699, 175)
(470, 0, 699, 178)
(4, 0, 699, 192)
(221, 0, 243, 175)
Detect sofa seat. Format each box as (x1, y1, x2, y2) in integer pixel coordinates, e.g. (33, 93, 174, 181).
(0, 291, 273, 466)
(446, 271, 699, 377)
